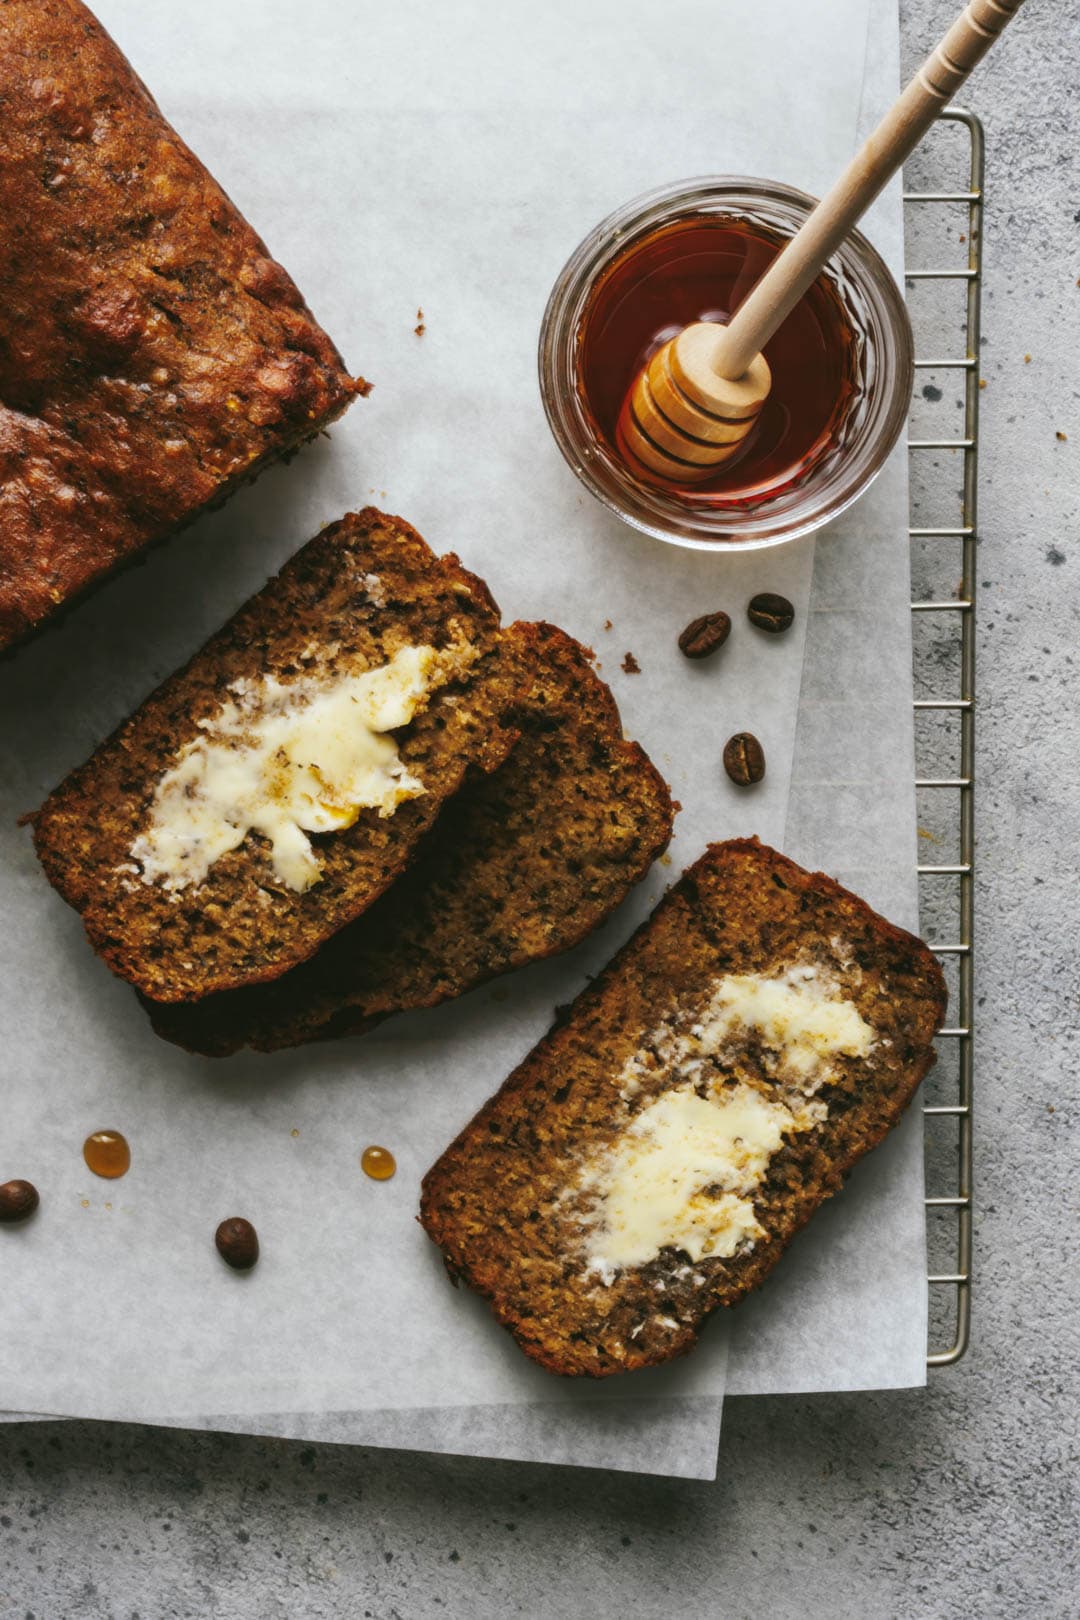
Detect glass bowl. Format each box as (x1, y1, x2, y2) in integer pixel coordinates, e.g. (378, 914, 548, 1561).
(538, 176, 913, 551)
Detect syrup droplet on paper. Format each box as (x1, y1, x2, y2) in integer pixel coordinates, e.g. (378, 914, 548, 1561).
(361, 1145, 396, 1181)
(83, 1130, 131, 1179)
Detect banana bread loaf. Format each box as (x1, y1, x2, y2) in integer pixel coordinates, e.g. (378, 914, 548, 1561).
(143, 620, 675, 1054)
(420, 839, 947, 1377)
(31, 509, 519, 1002)
(0, 0, 359, 650)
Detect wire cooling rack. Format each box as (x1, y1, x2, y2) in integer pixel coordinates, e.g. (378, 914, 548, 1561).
(905, 107, 980, 1367)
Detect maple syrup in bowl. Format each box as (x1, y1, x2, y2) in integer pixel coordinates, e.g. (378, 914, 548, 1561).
(538, 177, 913, 550)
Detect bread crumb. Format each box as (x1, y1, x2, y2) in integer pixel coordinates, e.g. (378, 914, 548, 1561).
(603, 618, 613, 631)
(1056, 430, 1068, 442)
(415, 306, 426, 337)
(1024, 353, 1032, 364)
(978, 378, 986, 389)
(621, 652, 641, 674)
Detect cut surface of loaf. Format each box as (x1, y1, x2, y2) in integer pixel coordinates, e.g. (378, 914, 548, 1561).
(0, 0, 359, 651)
(144, 621, 676, 1054)
(32, 509, 518, 1002)
(420, 839, 947, 1378)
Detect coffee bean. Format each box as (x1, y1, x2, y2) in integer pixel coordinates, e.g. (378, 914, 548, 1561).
(0, 1179, 40, 1223)
(678, 611, 731, 660)
(747, 592, 795, 633)
(723, 732, 766, 786)
(215, 1216, 259, 1271)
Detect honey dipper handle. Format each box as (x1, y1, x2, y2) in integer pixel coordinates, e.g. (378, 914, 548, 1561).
(714, 0, 1027, 379)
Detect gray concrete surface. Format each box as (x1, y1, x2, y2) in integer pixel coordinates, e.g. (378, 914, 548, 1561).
(2, 2, 1078, 1615)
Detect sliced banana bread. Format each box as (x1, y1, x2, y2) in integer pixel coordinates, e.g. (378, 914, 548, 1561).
(31, 509, 519, 1002)
(0, 0, 359, 651)
(420, 839, 947, 1378)
(143, 621, 675, 1054)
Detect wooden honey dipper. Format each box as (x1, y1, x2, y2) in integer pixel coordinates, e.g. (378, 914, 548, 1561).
(618, 0, 1026, 483)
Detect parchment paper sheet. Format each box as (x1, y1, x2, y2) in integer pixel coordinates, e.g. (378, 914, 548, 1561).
(728, 0, 929, 1395)
(0, 0, 921, 1476)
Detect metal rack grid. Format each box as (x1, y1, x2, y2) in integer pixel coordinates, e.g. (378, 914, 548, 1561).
(904, 106, 980, 1368)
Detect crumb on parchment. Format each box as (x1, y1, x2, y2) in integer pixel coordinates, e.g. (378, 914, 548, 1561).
(415, 307, 425, 337)
(622, 651, 640, 675)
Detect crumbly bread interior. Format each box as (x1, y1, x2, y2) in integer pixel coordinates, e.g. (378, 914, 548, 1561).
(144, 621, 675, 1054)
(420, 839, 947, 1378)
(31, 510, 517, 1001)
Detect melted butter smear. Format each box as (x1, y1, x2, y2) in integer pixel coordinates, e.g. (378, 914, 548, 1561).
(130, 646, 436, 893)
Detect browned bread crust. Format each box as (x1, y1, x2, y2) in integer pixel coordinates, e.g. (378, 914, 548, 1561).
(143, 621, 676, 1054)
(0, 0, 359, 650)
(420, 839, 947, 1378)
(31, 509, 519, 1002)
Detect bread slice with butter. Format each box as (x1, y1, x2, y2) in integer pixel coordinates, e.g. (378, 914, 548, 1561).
(30, 509, 519, 1003)
(420, 839, 947, 1378)
(141, 621, 675, 1054)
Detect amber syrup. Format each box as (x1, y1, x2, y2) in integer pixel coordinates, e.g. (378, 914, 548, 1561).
(361, 1145, 396, 1181)
(83, 1129, 131, 1179)
(578, 215, 860, 504)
